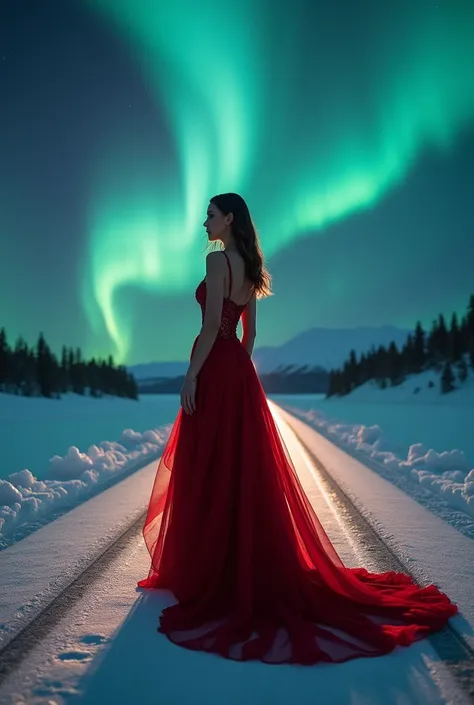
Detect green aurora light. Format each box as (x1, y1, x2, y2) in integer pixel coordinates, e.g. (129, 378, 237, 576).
(84, 0, 474, 362)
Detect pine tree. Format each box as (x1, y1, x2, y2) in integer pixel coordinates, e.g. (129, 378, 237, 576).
(341, 360, 353, 395)
(348, 349, 359, 389)
(36, 333, 51, 397)
(326, 370, 340, 397)
(449, 312, 463, 362)
(11, 336, 36, 395)
(388, 341, 404, 386)
(126, 370, 138, 400)
(459, 314, 469, 353)
(359, 352, 368, 384)
(440, 361, 455, 394)
(373, 344, 389, 385)
(71, 347, 86, 395)
(88, 358, 102, 398)
(327, 371, 334, 397)
(412, 321, 426, 372)
(466, 296, 474, 368)
(466, 295, 474, 338)
(426, 319, 438, 367)
(0, 327, 9, 391)
(60, 345, 69, 393)
(401, 333, 415, 374)
(437, 314, 450, 360)
(469, 334, 474, 370)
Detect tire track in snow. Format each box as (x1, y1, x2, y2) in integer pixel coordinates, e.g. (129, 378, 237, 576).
(287, 418, 474, 703)
(0, 510, 146, 685)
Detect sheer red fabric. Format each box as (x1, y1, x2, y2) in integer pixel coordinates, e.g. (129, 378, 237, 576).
(137, 252, 458, 665)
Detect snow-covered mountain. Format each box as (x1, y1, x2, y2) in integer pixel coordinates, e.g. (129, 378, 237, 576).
(129, 325, 411, 379)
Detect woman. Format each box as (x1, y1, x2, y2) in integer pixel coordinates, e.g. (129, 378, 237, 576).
(137, 192, 457, 665)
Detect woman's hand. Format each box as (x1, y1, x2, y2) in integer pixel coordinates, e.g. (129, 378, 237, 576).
(180, 374, 197, 415)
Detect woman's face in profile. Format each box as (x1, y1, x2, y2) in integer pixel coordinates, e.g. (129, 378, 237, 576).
(203, 203, 228, 242)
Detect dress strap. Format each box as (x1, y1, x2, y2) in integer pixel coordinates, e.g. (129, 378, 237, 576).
(222, 251, 232, 299)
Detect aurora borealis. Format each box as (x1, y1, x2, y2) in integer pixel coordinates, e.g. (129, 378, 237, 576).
(1, 0, 474, 364)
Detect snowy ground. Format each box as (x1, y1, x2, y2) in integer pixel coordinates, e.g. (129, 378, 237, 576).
(273, 372, 474, 536)
(275, 371, 474, 466)
(0, 404, 473, 704)
(1, 376, 473, 703)
(0, 395, 179, 546)
(2, 372, 474, 549)
(0, 393, 181, 481)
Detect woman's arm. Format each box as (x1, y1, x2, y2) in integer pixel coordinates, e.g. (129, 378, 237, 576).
(185, 252, 225, 380)
(241, 291, 257, 356)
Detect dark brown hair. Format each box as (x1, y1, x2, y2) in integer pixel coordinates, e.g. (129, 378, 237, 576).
(209, 193, 272, 299)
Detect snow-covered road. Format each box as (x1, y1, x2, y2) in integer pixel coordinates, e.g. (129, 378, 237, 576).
(0, 406, 473, 705)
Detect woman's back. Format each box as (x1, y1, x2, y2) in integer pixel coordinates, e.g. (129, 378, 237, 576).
(222, 250, 257, 346)
(221, 249, 254, 306)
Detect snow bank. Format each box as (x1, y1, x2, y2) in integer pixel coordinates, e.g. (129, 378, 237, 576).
(0, 426, 171, 544)
(295, 409, 474, 520)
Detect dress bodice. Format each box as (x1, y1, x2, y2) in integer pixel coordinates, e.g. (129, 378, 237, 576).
(195, 252, 250, 340)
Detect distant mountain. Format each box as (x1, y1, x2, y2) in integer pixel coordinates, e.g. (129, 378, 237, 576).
(128, 325, 411, 380)
(252, 325, 412, 373)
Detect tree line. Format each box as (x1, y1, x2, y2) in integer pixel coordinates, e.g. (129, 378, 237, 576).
(327, 294, 474, 397)
(0, 327, 138, 400)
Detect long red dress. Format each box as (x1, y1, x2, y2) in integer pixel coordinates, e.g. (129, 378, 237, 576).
(137, 251, 458, 665)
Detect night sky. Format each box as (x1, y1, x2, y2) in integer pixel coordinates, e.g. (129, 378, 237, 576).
(1, 0, 473, 365)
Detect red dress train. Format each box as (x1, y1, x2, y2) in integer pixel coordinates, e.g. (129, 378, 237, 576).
(137, 251, 458, 665)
